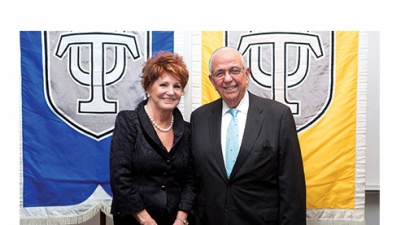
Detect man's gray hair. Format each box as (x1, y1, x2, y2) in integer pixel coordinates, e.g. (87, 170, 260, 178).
(208, 46, 248, 74)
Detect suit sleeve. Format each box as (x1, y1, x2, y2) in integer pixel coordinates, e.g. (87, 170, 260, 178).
(109, 111, 145, 217)
(278, 107, 307, 225)
(178, 123, 197, 212)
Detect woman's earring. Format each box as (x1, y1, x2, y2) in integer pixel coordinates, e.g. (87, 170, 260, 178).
(146, 93, 150, 98)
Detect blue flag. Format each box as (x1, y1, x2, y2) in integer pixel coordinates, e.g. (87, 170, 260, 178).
(20, 31, 174, 224)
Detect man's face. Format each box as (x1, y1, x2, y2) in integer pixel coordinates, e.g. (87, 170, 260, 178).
(209, 48, 249, 108)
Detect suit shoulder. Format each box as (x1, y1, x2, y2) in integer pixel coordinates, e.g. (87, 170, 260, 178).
(251, 94, 292, 114)
(192, 99, 220, 115)
(190, 100, 221, 124)
(117, 109, 138, 118)
(114, 110, 140, 126)
(253, 94, 286, 106)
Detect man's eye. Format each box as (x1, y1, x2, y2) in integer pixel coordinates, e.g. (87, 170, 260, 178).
(215, 71, 224, 77)
(230, 68, 241, 75)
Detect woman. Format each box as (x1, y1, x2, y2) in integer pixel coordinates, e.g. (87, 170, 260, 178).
(110, 51, 195, 225)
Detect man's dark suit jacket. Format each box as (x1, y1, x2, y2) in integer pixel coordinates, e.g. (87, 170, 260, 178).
(190, 92, 306, 225)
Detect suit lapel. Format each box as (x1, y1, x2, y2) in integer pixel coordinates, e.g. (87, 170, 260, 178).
(230, 93, 264, 178)
(138, 104, 170, 158)
(208, 100, 228, 179)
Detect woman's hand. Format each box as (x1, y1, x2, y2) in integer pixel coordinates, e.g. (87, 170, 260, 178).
(133, 209, 158, 225)
(173, 210, 189, 225)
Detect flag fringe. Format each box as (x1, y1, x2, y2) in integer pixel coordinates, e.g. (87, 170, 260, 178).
(307, 219, 366, 225)
(20, 202, 112, 225)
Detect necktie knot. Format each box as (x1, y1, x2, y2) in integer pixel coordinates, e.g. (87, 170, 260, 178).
(229, 108, 238, 118)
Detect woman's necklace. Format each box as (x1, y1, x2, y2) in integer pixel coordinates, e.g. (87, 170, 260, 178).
(144, 105, 174, 132)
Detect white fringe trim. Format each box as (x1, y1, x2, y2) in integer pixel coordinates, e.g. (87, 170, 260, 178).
(20, 186, 112, 225)
(307, 219, 366, 225)
(20, 201, 112, 225)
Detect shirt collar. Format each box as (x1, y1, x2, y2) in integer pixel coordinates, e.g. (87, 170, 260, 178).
(222, 91, 249, 115)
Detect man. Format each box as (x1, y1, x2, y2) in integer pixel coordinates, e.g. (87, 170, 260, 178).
(190, 47, 306, 225)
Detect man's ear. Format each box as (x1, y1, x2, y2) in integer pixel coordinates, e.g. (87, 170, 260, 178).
(208, 74, 215, 86)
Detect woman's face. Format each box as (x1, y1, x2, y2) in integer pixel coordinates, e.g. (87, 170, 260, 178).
(147, 73, 183, 112)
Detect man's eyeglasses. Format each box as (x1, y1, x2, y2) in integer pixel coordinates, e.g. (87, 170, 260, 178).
(211, 67, 243, 80)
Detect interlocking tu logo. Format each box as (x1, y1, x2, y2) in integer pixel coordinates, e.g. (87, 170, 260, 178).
(45, 31, 145, 140)
(55, 32, 140, 113)
(238, 32, 324, 114)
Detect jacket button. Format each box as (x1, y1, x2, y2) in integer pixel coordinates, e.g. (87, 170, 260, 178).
(161, 185, 166, 191)
(166, 159, 171, 164)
